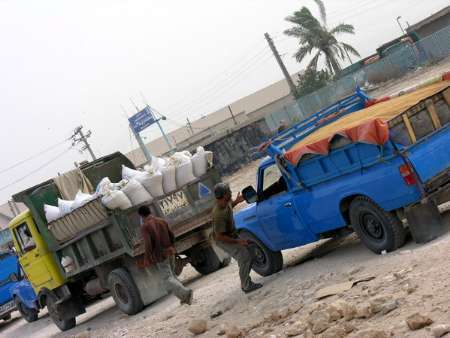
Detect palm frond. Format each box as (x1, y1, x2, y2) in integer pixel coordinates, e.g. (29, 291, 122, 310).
(294, 45, 313, 64)
(341, 42, 361, 57)
(313, 0, 327, 26)
(330, 23, 355, 35)
(285, 7, 322, 32)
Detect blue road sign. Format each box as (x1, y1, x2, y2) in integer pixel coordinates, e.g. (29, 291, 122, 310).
(129, 106, 156, 133)
(198, 182, 212, 199)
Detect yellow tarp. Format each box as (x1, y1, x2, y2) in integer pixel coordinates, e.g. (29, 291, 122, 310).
(290, 80, 450, 151)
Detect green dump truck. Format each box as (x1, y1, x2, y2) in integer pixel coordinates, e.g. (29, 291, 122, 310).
(9, 152, 228, 331)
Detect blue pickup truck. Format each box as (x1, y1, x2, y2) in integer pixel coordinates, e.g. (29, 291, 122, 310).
(0, 250, 39, 323)
(236, 79, 450, 276)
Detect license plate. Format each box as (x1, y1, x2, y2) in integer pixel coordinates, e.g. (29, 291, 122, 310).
(0, 300, 15, 315)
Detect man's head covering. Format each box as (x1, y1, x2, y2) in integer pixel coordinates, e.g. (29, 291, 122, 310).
(214, 183, 231, 199)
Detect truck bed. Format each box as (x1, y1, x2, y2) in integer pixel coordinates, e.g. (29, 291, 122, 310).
(56, 170, 219, 278)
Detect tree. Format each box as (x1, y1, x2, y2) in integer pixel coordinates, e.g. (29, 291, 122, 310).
(284, 0, 360, 75)
(296, 67, 331, 97)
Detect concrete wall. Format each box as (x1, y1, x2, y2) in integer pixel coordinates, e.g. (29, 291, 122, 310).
(410, 13, 450, 39)
(203, 119, 271, 176)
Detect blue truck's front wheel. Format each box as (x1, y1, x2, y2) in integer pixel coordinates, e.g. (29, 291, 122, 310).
(349, 196, 406, 254)
(239, 231, 283, 276)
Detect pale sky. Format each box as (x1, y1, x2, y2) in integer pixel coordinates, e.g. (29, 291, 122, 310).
(0, 0, 448, 204)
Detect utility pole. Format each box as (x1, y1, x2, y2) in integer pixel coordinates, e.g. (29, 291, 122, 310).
(227, 105, 238, 125)
(265, 32, 298, 98)
(71, 126, 96, 161)
(186, 118, 194, 135)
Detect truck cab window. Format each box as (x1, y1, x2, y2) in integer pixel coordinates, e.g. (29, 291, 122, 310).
(14, 223, 36, 253)
(260, 165, 287, 201)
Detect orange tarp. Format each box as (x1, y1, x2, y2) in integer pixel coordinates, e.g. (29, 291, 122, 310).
(284, 80, 450, 165)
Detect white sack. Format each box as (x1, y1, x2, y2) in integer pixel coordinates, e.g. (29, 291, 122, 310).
(161, 166, 177, 194)
(58, 198, 74, 216)
(96, 177, 112, 196)
(170, 152, 192, 166)
(72, 191, 95, 209)
(135, 171, 164, 198)
(176, 161, 197, 187)
(122, 165, 142, 180)
(121, 179, 153, 205)
(101, 190, 132, 210)
(45, 204, 62, 222)
(191, 146, 208, 177)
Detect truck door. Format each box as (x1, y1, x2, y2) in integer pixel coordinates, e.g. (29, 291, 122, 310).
(256, 164, 315, 250)
(12, 220, 53, 289)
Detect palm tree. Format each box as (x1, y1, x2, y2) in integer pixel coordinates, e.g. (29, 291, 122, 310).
(284, 0, 360, 75)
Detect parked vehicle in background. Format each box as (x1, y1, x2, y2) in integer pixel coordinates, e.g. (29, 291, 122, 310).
(0, 250, 20, 322)
(236, 78, 450, 277)
(8, 152, 228, 331)
(10, 277, 39, 323)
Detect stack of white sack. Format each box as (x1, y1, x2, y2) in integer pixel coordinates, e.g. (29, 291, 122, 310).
(45, 190, 97, 222)
(101, 190, 132, 210)
(122, 164, 164, 198)
(159, 160, 177, 194)
(171, 151, 197, 188)
(191, 146, 213, 177)
(121, 179, 153, 205)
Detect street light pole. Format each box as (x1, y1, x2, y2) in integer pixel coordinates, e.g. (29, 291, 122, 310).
(396, 16, 406, 35)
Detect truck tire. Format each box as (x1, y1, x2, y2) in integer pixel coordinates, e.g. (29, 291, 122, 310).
(349, 196, 406, 254)
(1, 313, 11, 321)
(15, 297, 38, 323)
(190, 246, 222, 275)
(46, 293, 76, 331)
(239, 231, 283, 277)
(108, 268, 143, 315)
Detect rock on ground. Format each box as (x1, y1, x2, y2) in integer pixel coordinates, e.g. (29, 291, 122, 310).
(432, 324, 450, 337)
(188, 319, 208, 335)
(406, 313, 434, 330)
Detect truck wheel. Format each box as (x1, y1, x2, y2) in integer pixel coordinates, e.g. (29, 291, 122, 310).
(15, 297, 38, 323)
(1, 313, 11, 321)
(239, 231, 283, 277)
(46, 293, 76, 331)
(108, 268, 143, 315)
(190, 246, 222, 275)
(349, 196, 406, 254)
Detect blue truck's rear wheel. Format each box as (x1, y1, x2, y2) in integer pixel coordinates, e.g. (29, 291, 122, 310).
(349, 196, 406, 254)
(108, 268, 144, 315)
(239, 231, 283, 276)
(15, 297, 38, 323)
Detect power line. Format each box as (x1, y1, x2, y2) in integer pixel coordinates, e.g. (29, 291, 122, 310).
(0, 146, 74, 192)
(165, 43, 271, 113)
(0, 138, 70, 175)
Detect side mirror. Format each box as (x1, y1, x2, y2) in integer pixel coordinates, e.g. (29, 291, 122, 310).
(242, 186, 258, 204)
(9, 273, 18, 282)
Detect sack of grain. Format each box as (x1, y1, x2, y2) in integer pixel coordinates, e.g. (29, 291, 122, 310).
(58, 199, 74, 216)
(121, 165, 142, 180)
(121, 179, 153, 205)
(101, 190, 132, 210)
(176, 161, 196, 187)
(136, 170, 164, 198)
(191, 146, 208, 177)
(161, 165, 177, 194)
(96, 177, 112, 196)
(45, 204, 63, 222)
(72, 191, 96, 209)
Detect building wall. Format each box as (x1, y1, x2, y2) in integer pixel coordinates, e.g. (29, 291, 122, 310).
(413, 15, 450, 39)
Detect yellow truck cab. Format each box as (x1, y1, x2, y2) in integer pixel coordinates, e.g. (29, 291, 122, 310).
(9, 210, 65, 293)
